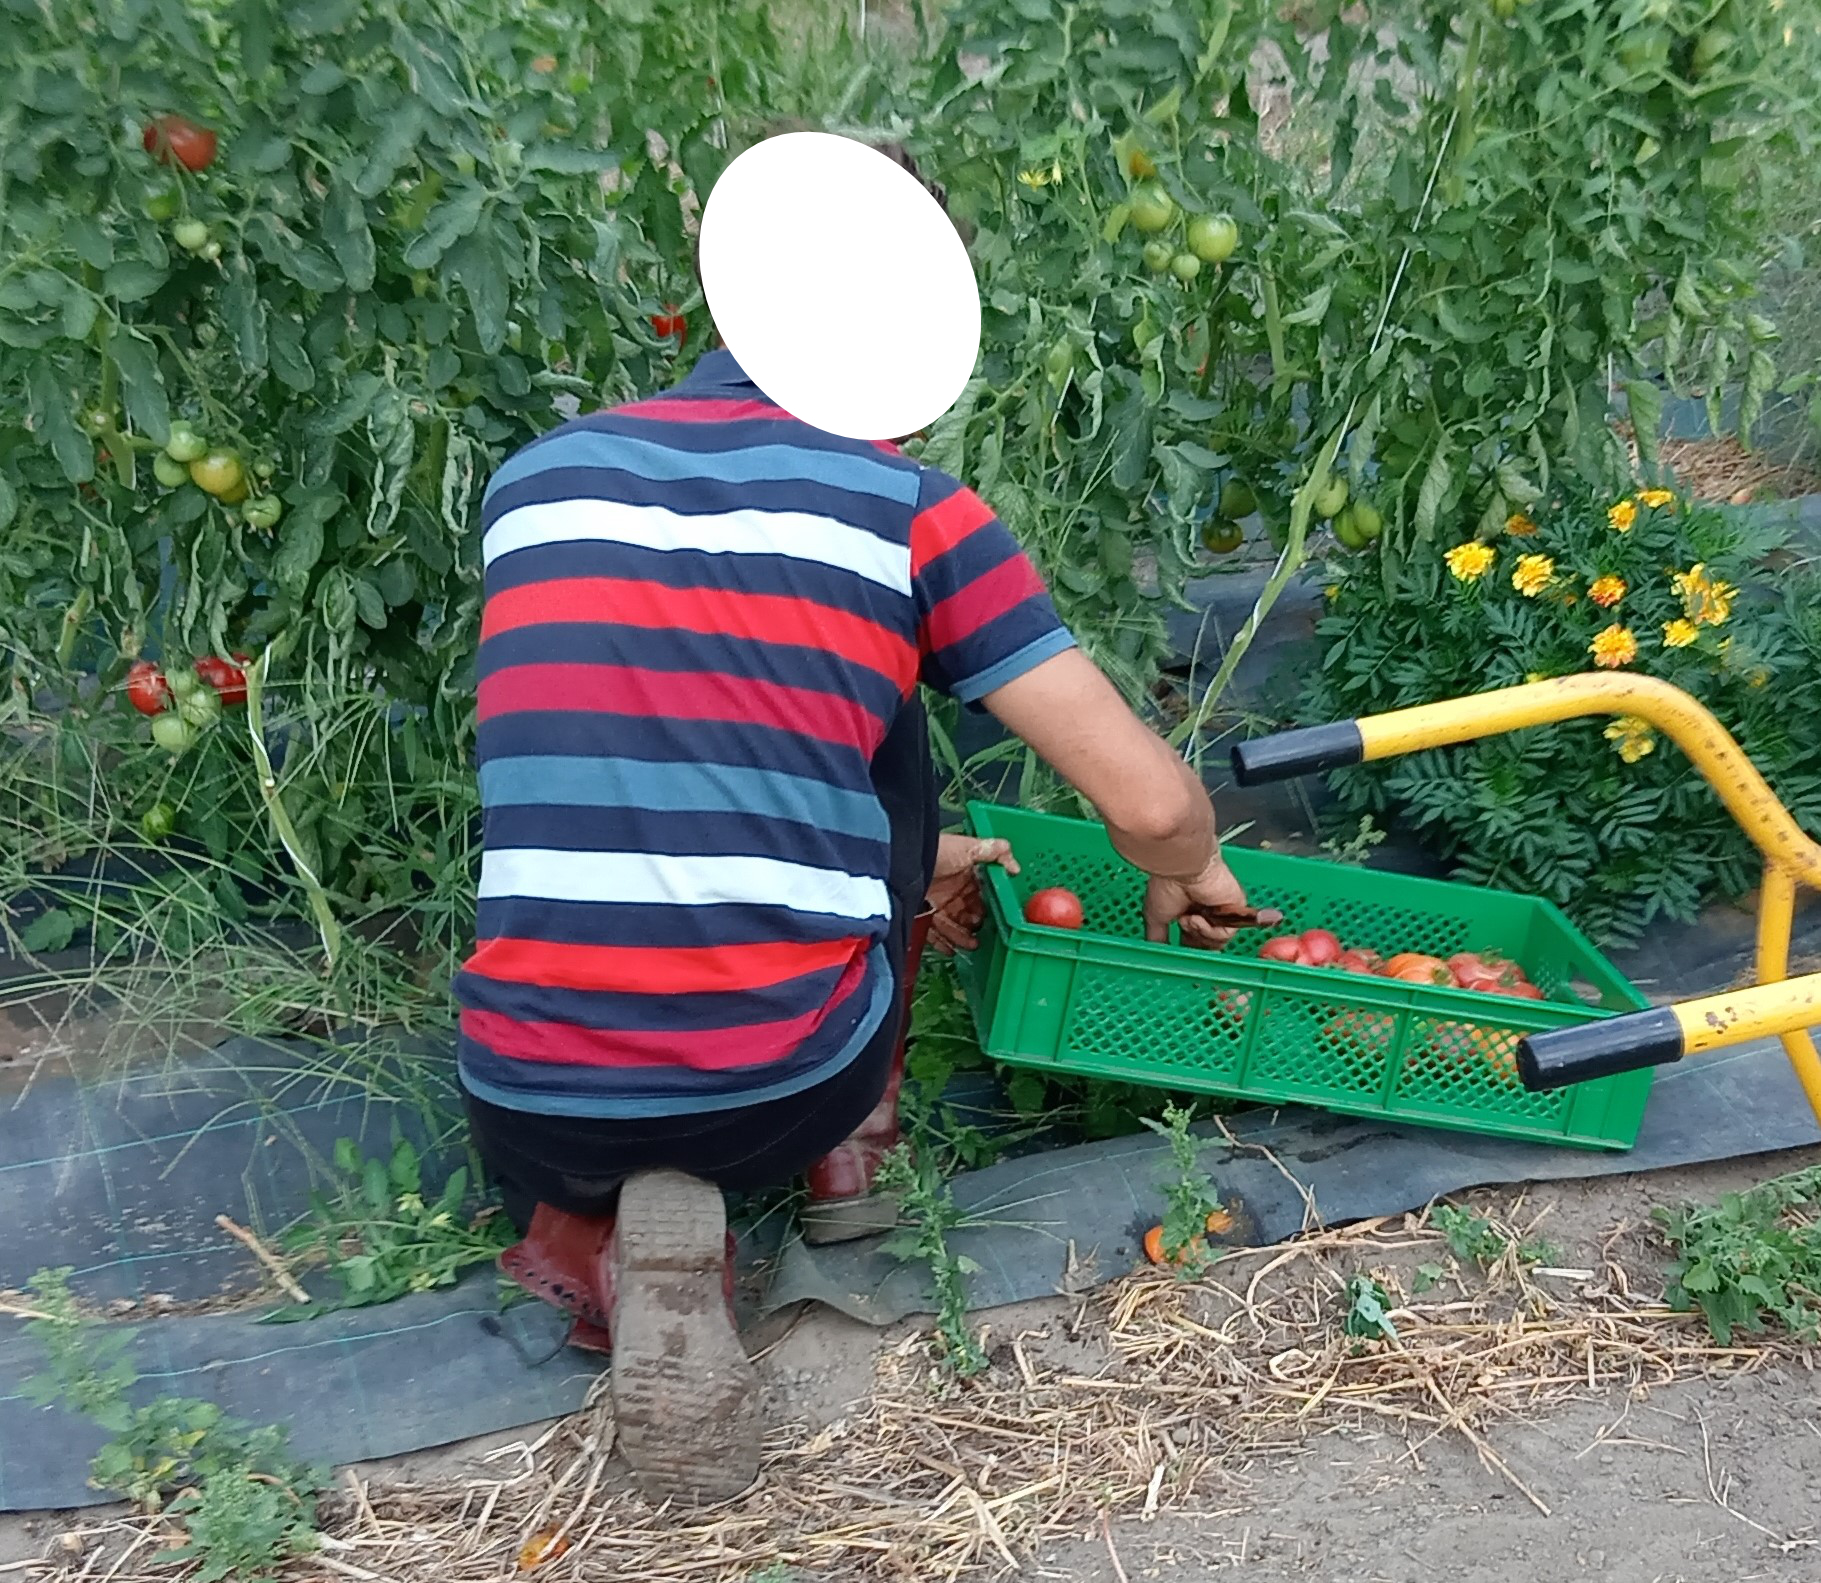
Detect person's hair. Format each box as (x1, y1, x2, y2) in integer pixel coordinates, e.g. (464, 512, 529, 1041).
(689, 120, 969, 293)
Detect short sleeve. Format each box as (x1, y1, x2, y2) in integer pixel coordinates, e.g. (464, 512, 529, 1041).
(910, 468, 1076, 704)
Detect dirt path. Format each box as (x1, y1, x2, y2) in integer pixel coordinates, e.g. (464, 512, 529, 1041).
(3, 1149, 1818, 1580)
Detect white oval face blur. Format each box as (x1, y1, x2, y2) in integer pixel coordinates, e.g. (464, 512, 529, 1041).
(698, 132, 981, 442)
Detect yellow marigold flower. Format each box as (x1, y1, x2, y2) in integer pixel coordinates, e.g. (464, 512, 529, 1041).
(1608, 498, 1638, 532)
(1589, 623, 1639, 669)
(1672, 562, 1737, 626)
(1324, 584, 1340, 601)
(1505, 511, 1538, 537)
(1637, 487, 1676, 509)
(1511, 553, 1555, 597)
(1444, 541, 1496, 582)
(1662, 617, 1700, 649)
(1750, 668, 1770, 689)
(1588, 575, 1627, 609)
(1524, 671, 1551, 684)
(1603, 715, 1656, 763)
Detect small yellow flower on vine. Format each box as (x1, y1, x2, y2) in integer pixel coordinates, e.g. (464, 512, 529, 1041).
(1637, 487, 1675, 509)
(1444, 541, 1496, 582)
(1603, 716, 1656, 764)
(1017, 160, 1063, 188)
(1590, 623, 1639, 669)
(1511, 553, 1555, 597)
(1505, 511, 1538, 536)
(1324, 584, 1340, 601)
(1588, 575, 1627, 609)
(1608, 498, 1638, 532)
(1662, 617, 1700, 649)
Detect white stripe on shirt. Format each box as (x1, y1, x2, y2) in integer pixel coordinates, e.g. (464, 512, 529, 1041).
(478, 848, 892, 921)
(482, 498, 912, 593)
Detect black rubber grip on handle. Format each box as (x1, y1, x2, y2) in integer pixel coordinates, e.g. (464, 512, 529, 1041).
(1230, 722, 1364, 787)
(1516, 1008, 1685, 1091)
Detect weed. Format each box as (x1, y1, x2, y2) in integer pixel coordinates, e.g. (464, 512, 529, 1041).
(1412, 1261, 1446, 1294)
(1656, 1163, 1821, 1345)
(1341, 1273, 1397, 1341)
(24, 1270, 321, 1578)
(1320, 814, 1387, 866)
(1432, 1204, 1556, 1270)
(1141, 1103, 1223, 1276)
(876, 1145, 988, 1377)
(269, 1133, 515, 1320)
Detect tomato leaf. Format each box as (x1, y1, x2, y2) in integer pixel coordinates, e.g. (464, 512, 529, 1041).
(222, 255, 269, 375)
(0, 475, 15, 534)
(1625, 379, 1664, 475)
(448, 234, 511, 355)
(109, 333, 171, 446)
(354, 102, 431, 198)
(1413, 441, 1452, 542)
(402, 188, 487, 270)
(1281, 282, 1333, 327)
(268, 319, 314, 392)
(60, 292, 98, 343)
(522, 144, 620, 175)
(28, 365, 91, 484)
(101, 259, 168, 304)
(323, 181, 377, 294)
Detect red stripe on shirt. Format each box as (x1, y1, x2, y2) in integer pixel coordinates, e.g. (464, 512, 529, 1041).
(922, 555, 1048, 657)
(617, 397, 791, 424)
(482, 576, 916, 686)
(910, 486, 996, 576)
(460, 956, 868, 1070)
(467, 935, 861, 996)
(478, 662, 882, 749)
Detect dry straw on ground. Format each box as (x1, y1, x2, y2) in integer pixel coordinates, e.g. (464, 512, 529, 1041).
(16, 1211, 1792, 1583)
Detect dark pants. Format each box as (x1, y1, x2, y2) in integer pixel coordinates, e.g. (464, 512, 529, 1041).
(467, 696, 940, 1233)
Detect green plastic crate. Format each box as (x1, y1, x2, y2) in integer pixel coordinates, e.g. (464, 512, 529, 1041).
(953, 802, 1656, 1151)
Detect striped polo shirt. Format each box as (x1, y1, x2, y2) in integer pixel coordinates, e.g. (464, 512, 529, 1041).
(455, 350, 1075, 1118)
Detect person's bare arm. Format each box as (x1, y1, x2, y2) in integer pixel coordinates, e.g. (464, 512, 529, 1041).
(980, 648, 1247, 944)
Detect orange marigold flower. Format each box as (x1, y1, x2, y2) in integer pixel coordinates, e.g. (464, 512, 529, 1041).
(1511, 553, 1555, 597)
(1588, 575, 1627, 609)
(1505, 511, 1538, 536)
(1444, 541, 1496, 582)
(1662, 618, 1700, 649)
(1672, 561, 1737, 627)
(1608, 499, 1638, 532)
(1590, 624, 1639, 669)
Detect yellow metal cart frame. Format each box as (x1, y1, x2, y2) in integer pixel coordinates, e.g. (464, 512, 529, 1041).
(1232, 673, 1821, 1128)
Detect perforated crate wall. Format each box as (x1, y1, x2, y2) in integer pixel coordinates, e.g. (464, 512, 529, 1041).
(953, 804, 1656, 1151)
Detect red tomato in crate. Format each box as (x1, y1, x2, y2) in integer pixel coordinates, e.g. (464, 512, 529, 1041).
(1382, 952, 1452, 985)
(1297, 928, 1342, 966)
(1258, 935, 1305, 964)
(1023, 887, 1084, 930)
(1335, 949, 1381, 975)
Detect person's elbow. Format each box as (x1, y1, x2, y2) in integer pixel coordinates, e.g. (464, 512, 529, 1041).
(1100, 774, 1207, 849)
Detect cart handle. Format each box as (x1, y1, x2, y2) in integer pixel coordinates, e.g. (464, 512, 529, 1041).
(1230, 673, 1821, 1126)
(1520, 973, 1821, 1090)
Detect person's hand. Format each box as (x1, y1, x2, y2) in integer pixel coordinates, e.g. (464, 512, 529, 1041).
(924, 834, 1019, 954)
(1143, 853, 1249, 949)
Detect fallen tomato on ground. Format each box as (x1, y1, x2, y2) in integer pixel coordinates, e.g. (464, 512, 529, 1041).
(1143, 1207, 1236, 1268)
(1023, 887, 1084, 930)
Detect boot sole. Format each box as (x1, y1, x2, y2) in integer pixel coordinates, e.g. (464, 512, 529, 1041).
(611, 1171, 761, 1505)
(799, 1191, 903, 1245)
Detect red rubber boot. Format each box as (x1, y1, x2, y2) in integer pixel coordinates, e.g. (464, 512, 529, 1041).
(498, 1203, 738, 1358)
(800, 909, 931, 1245)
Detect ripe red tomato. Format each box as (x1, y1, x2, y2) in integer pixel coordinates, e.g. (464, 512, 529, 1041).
(142, 114, 218, 173)
(1488, 979, 1544, 1000)
(1023, 887, 1084, 930)
(1258, 935, 1305, 964)
(195, 654, 248, 708)
(1335, 948, 1381, 975)
(650, 309, 688, 347)
(1298, 929, 1343, 967)
(125, 660, 172, 717)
